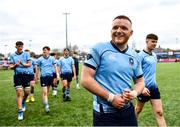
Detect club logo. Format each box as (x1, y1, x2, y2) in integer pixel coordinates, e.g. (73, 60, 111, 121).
(129, 57, 134, 66)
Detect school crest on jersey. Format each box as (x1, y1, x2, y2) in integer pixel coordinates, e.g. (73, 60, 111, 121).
(129, 57, 134, 66)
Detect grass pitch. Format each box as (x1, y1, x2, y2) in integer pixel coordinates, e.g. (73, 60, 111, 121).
(0, 62, 179, 126)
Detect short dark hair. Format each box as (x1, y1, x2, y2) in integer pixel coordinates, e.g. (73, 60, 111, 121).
(64, 48, 70, 52)
(146, 33, 158, 40)
(113, 15, 132, 24)
(16, 41, 24, 46)
(42, 46, 50, 51)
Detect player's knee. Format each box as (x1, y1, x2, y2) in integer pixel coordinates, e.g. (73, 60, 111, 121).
(155, 110, 163, 117)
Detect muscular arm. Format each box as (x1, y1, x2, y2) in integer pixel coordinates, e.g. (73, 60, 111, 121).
(81, 65, 126, 108)
(80, 65, 109, 100)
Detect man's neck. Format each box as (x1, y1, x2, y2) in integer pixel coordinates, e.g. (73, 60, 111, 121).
(115, 43, 128, 51)
(144, 48, 152, 53)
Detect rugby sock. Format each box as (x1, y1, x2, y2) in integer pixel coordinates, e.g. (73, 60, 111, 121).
(62, 88, 65, 98)
(53, 86, 58, 91)
(76, 77, 79, 84)
(43, 101, 48, 107)
(31, 86, 34, 94)
(22, 100, 25, 105)
(65, 88, 70, 96)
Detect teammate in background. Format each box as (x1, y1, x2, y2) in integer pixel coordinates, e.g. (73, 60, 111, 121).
(80, 15, 144, 126)
(50, 52, 60, 97)
(25, 50, 38, 102)
(36, 46, 59, 113)
(72, 51, 80, 89)
(57, 48, 76, 101)
(135, 33, 167, 127)
(9, 41, 31, 120)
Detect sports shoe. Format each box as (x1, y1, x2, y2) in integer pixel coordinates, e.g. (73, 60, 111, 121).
(22, 102, 26, 112)
(18, 110, 23, 121)
(45, 105, 50, 113)
(52, 90, 57, 97)
(26, 96, 30, 103)
(76, 85, 80, 89)
(66, 96, 71, 101)
(30, 95, 35, 102)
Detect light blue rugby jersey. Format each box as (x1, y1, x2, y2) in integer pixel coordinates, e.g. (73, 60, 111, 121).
(10, 51, 31, 74)
(36, 56, 56, 77)
(138, 50, 157, 88)
(84, 41, 143, 105)
(58, 56, 74, 74)
(27, 58, 37, 74)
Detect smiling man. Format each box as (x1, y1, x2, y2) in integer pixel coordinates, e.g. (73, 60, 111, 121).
(80, 15, 144, 126)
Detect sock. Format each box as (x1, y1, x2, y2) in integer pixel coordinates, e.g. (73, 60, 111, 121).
(62, 88, 65, 97)
(65, 88, 70, 96)
(31, 86, 34, 94)
(53, 86, 58, 91)
(22, 100, 25, 105)
(43, 101, 48, 107)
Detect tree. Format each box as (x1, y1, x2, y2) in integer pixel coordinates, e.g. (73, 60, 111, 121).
(71, 44, 79, 52)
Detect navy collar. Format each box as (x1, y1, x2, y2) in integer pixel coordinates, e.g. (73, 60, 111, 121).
(43, 55, 50, 59)
(110, 41, 128, 53)
(143, 49, 152, 55)
(15, 51, 23, 55)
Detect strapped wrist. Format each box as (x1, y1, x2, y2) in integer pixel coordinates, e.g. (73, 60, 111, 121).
(107, 93, 115, 102)
(132, 90, 138, 98)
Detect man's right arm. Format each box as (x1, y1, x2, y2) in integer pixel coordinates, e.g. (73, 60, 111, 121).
(80, 65, 109, 100)
(80, 65, 126, 108)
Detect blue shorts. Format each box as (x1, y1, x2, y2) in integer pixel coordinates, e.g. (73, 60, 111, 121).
(40, 76, 53, 87)
(137, 85, 161, 102)
(14, 74, 30, 89)
(60, 73, 72, 82)
(93, 102, 137, 126)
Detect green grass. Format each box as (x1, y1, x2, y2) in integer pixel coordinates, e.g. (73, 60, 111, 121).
(0, 62, 180, 126)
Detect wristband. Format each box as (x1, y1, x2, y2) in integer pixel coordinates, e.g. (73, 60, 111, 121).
(107, 93, 115, 102)
(131, 90, 138, 98)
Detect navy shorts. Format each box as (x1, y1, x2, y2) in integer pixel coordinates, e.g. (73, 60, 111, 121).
(137, 85, 161, 102)
(93, 102, 137, 126)
(28, 74, 35, 82)
(14, 74, 30, 89)
(40, 76, 53, 87)
(60, 73, 72, 82)
(53, 72, 57, 79)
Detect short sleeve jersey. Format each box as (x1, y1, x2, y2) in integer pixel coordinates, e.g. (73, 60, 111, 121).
(36, 56, 56, 77)
(58, 56, 74, 74)
(138, 50, 157, 88)
(10, 51, 31, 74)
(84, 41, 143, 105)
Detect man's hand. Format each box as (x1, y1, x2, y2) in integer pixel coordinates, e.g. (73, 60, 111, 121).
(142, 87, 150, 96)
(111, 94, 126, 109)
(123, 89, 137, 102)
